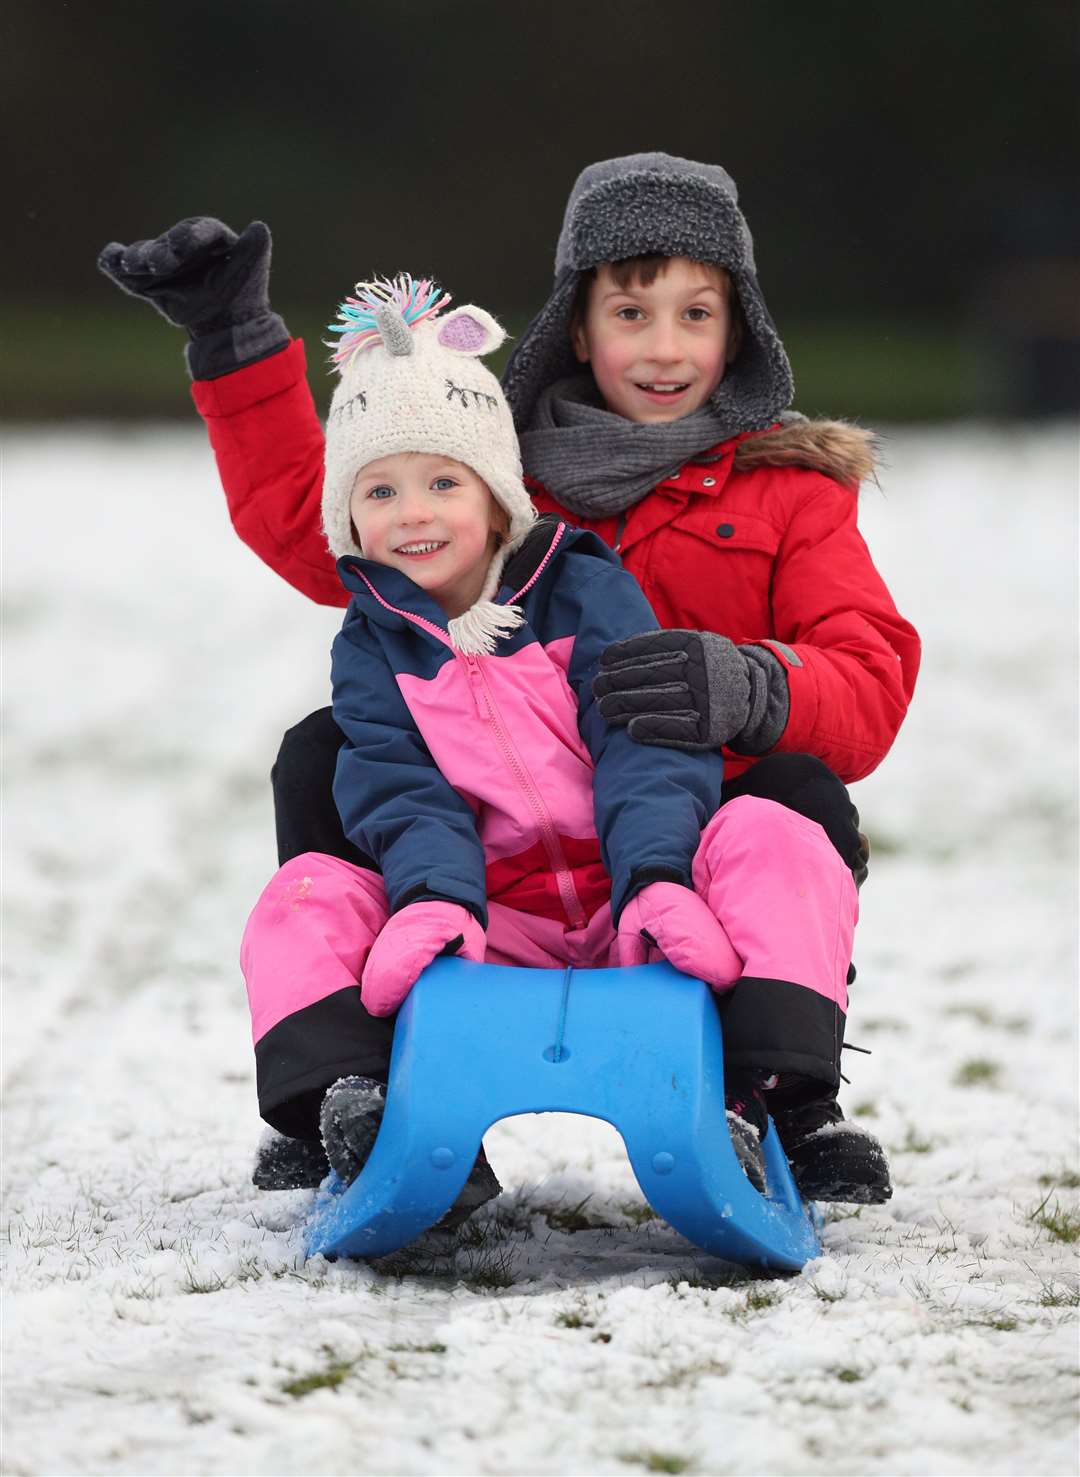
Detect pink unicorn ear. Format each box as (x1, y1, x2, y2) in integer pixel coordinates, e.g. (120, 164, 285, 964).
(436, 305, 506, 356)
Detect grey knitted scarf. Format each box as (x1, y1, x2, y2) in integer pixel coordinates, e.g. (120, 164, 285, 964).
(521, 374, 741, 518)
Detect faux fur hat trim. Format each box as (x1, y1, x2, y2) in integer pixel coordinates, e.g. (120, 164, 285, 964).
(733, 418, 878, 488)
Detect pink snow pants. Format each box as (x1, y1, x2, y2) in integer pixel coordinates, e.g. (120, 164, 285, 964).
(242, 796, 857, 1108)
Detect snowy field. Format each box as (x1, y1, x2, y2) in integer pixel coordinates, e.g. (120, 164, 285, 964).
(3, 422, 1078, 1477)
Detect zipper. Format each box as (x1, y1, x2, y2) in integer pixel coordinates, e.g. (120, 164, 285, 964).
(355, 532, 588, 929)
(613, 511, 627, 553)
(462, 652, 588, 930)
(464, 651, 489, 719)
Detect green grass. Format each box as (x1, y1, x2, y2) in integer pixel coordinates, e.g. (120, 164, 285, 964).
(953, 1058, 1002, 1088)
(373, 1242, 516, 1290)
(1029, 1193, 1080, 1244)
(943, 1002, 996, 1027)
(641, 1359, 730, 1391)
(460, 1256, 516, 1290)
(555, 1309, 594, 1329)
(860, 1017, 910, 1034)
(898, 1126, 934, 1154)
(1037, 1285, 1080, 1308)
(543, 1195, 612, 1233)
(861, 831, 905, 857)
(810, 1281, 847, 1303)
(619, 1199, 660, 1226)
(619, 1450, 693, 1474)
(938, 960, 978, 981)
(745, 1287, 780, 1312)
(960, 1313, 1019, 1332)
(280, 1350, 359, 1399)
(1039, 1170, 1080, 1190)
(943, 1003, 1031, 1033)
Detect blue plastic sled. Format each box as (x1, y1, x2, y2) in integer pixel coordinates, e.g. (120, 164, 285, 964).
(304, 959, 821, 1271)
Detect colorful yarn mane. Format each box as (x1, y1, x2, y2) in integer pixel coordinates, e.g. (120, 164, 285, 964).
(327, 274, 451, 369)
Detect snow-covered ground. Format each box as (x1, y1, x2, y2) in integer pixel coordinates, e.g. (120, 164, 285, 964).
(3, 422, 1078, 1477)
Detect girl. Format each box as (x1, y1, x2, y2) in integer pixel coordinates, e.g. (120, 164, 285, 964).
(239, 275, 863, 1212)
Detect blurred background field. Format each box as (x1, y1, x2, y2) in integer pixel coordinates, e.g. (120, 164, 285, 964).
(3, 0, 1078, 425)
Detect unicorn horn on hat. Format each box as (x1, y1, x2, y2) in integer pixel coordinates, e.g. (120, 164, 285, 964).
(327, 275, 452, 364)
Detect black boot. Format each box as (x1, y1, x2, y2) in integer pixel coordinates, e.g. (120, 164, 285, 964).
(319, 1075, 388, 1185)
(318, 1076, 502, 1228)
(252, 1128, 331, 1189)
(768, 1076, 892, 1204)
(251, 1074, 384, 1191)
(724, 1076, 769, 1193)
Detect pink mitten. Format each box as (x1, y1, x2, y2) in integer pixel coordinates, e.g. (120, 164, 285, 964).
(361, 901, 485, 1016)
(611, 881, 742, 991)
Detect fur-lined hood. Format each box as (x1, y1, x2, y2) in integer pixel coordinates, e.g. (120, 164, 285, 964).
(733, 418, 878, 489)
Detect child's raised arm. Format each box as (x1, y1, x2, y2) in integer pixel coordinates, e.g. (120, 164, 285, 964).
(98, 219, 339, 605)
(98, 218, 287, 378)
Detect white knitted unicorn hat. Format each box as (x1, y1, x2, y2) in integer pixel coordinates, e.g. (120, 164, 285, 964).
(322, 275, 537, 570)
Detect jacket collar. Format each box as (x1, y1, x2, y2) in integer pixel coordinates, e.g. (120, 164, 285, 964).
(336, 517, 577, 639)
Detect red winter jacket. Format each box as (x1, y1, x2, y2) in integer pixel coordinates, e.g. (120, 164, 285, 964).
(192, 340, 920, 784)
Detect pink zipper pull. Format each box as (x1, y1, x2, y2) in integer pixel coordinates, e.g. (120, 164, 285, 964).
(464, 654, 490, 720)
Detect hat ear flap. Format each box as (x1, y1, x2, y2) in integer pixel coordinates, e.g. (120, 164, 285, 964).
(436, 305, 506, 357)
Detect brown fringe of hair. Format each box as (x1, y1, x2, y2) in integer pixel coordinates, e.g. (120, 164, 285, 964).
(570, 255, 746, 354)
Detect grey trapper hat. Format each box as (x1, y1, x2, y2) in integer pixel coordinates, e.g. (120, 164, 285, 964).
(502, 152, 794, 434)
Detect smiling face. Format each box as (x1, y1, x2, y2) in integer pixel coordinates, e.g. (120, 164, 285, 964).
(571, 257, 738, 424)
(349, 452, 506, 618)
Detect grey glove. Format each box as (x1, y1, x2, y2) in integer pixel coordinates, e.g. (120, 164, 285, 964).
(593, 629, 790, 753)
(97, 217, 288, 379)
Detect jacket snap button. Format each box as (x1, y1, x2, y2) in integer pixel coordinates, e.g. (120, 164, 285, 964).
(702, 476, 717, 487)
(716, 522, 735, 538)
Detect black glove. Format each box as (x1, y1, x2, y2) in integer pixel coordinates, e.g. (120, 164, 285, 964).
(97, 218, 288, 379)
(592, 629, 790, 753)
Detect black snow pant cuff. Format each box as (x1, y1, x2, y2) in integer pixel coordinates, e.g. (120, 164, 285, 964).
(717, 977, 844, 1089)
(255, 986, 395, 1137)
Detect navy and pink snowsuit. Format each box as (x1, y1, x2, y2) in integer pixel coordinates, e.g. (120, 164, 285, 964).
(242, 518, 857, 1137)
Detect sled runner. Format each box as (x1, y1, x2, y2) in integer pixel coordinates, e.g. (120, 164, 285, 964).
(304, 959, 821, 1271)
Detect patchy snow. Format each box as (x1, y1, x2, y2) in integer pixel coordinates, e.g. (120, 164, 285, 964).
(3, 422, 1078, 1477)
